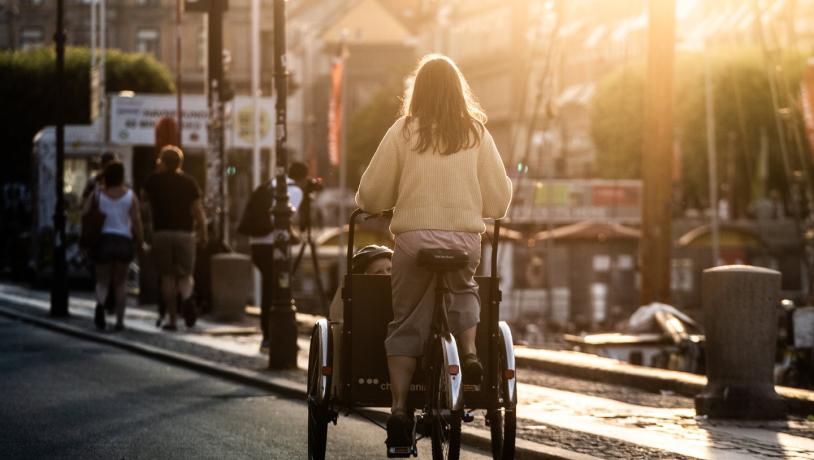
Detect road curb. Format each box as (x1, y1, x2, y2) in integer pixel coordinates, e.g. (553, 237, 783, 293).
(0, 305, 305, 399)
(460, 427, 601, 460)
(0, 304, 592, 460)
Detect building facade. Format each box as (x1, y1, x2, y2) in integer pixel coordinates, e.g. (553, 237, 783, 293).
(286, 0, 419, 180)
(2, 0, 278, 95)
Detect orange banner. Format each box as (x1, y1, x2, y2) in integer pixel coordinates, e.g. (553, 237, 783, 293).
(328, 58, 344, 167)
(801, 59, 814, 160)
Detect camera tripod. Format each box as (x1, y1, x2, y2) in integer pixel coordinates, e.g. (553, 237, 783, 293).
(292, 190, 327, 314)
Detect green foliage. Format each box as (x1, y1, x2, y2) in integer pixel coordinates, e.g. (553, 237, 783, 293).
(346, 85, 403, 188)
(589, 63, 645, 179)
(590, 47, 810, 211)
(0, 46, 174, 183)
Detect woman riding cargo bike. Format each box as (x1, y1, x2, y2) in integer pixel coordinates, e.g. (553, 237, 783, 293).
(307, 54, 515, 460)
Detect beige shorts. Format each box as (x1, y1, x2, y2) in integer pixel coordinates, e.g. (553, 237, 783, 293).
(152, 231, 196, 277)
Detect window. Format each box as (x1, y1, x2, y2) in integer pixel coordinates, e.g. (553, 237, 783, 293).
(591, 283, 608, 324)
(136, 29, 160, 58)
(671, 258, 694, 292)
(20, 27, 44, 50)
(617, 254, 634, 270)
(592, 254, 611, 272)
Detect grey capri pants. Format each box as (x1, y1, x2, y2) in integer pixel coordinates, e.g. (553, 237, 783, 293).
(385, 229, 481, 357)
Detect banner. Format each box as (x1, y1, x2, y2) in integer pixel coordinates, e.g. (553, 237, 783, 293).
(801, 59, 814, 161)
(111, 95, 208, 147)
(508, 179, 642, 224)
(229, 95, 275, 149)
(110, 94, 274, 149)
(328, 56, 344, 167)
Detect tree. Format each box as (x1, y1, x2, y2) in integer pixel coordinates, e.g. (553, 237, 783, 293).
(590, 47, 809, 214)
(0, 46, 174, 183)
(589, 63, 645, 179)
(346, 84, 403, 188)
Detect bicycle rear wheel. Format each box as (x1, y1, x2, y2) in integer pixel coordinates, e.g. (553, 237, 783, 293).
(307, 322, 331, 460)
(488, 322, 517, 460)
(429, 340, 461, 460)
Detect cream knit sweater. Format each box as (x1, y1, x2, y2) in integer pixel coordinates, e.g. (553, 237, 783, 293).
(356, 116, 513, 234)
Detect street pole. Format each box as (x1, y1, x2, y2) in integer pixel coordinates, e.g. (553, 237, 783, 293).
(176, 0, 183, 149)
(337, 36, 348, 281)
(251, 0, 261, 190)
(205, 0, 227, 245)
(90, 0, 96, 85)
(51, 0, 68, 317)
(704, 45, 720, 267)
(269, 0, 298, 369)
(640, 0, 676, 306)
(99, 0, 106, 146)
(90, 0, 100, 124)
(251, 0, 262, 309)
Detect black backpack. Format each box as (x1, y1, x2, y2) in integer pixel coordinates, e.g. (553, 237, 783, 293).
(238, 180, 274, 237)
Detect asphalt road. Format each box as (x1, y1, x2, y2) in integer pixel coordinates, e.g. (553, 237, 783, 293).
(0, 317, 491, 459)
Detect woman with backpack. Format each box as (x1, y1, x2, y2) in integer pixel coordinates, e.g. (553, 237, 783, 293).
(84, 160, 144, 331)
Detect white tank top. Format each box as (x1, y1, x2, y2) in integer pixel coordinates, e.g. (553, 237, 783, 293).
(99, 189, 133, 238)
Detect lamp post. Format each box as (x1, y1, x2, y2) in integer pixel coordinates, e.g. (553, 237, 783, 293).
(208, 0, 227, 244)
(268, 0, 298, 369)
(176, 0, 183, 148)
(50, 0, 68, 317)
(186, 0, 228, 245)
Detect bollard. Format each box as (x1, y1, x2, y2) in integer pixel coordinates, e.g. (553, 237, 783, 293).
(210, 252, 253, 321)
(695, 265, 786, 419)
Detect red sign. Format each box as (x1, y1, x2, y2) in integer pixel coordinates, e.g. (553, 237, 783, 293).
(591, 185, 640, 206)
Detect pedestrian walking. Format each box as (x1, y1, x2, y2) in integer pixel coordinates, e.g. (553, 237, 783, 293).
(82, 151, 118, 314)
(81, 151, 117, 203)
(355, 54, 512, 450)
(84, 160, 144, 332)
(142, 146, 208, 331)
(238, 162, 307, 352)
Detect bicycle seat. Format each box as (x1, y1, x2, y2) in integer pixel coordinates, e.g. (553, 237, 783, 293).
(417, 248, 469, 272)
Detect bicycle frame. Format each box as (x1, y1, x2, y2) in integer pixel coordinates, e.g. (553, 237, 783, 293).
(343, 209, 505, 408)
(427, 273, 463, 412)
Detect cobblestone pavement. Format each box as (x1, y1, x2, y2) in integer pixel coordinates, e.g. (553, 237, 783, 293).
(518, 382, 814, 459)
(519, 368, 694, 409)
(3, 283, 814, 459)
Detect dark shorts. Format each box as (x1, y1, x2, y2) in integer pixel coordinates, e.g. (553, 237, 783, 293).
(94, 234, 134, 264)
(153, 231, 196, 277)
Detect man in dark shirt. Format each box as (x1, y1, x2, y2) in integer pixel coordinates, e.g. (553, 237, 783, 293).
(143, 146, 208, 331)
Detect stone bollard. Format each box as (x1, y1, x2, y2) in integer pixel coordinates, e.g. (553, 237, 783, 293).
(210, 252, 253, 321)
(695, 265, 786, 419)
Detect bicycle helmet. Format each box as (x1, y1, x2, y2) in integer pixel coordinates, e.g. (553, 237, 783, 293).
(351, 244, 394, 274)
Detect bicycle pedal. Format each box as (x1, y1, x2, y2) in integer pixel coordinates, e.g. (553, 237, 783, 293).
(387, 446, 415, 458)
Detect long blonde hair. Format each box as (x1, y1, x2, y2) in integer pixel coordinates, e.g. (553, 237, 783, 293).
(401, 54, 487, 155)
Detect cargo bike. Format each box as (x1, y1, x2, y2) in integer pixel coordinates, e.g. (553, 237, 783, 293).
(307, 209, 517, 459)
